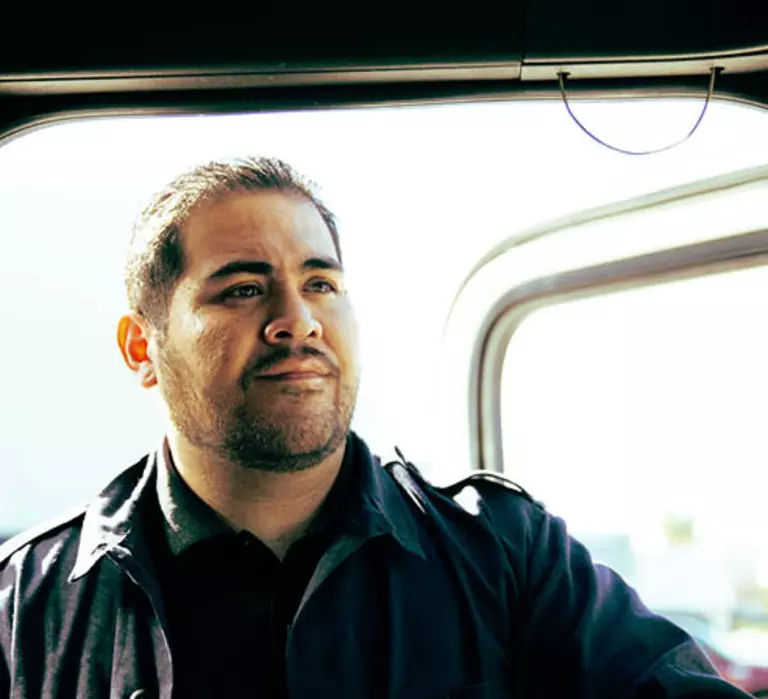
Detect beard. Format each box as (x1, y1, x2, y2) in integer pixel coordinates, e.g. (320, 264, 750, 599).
(157, 343, 357, 473)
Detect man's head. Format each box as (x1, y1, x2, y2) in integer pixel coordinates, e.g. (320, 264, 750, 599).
(118, 157, 358, 473)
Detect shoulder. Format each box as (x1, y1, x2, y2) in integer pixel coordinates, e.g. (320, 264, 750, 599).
(387, 453, 549, 543)
(383, 456, 560, 597)
(0, 453, 153, 569)
(436, 470, 545, 508)
(415, 463, 546, 517)
(0, 504, 86, 568)
(432, 470, 549, 541)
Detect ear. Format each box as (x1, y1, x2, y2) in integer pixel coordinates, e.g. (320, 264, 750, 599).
(117, 313, 158, 389)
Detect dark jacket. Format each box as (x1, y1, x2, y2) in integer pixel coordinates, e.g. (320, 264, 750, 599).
(0, 436, 750, 698)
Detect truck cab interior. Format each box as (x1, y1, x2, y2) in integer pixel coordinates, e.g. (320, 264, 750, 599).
(2, 4, 767, 694)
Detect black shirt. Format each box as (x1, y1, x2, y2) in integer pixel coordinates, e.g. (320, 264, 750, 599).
(152, 440, 357, 698)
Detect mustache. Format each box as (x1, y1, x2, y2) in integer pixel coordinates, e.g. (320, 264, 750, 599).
(241, 346, 338, 387)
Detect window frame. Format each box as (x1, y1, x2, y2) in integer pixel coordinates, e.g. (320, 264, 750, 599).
(447, 164, 768, 474)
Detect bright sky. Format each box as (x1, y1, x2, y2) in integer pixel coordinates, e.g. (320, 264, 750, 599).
(1, 98, 767, 583)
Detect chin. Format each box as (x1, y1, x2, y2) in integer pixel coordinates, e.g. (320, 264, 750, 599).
(222, 412, 348, 472)
(273, 419, 344, 456)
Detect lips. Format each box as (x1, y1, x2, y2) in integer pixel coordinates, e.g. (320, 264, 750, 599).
(256, 358, 333, 380)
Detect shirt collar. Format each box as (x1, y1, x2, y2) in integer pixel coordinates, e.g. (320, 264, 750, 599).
(69, 431, 425, 580)
(156, 439, 232, 555)
(157, 432, 425, 559)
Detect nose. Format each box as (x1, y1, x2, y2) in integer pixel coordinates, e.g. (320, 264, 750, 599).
(263, 287, 322, 346)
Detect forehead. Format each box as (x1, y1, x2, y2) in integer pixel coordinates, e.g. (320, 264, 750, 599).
(179, 190, 338, 277)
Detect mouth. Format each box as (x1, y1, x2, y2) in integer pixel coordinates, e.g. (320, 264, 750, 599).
(255, 358, 335, 382)
(257, 370, 330, 382)
(250, 370, 333, 394)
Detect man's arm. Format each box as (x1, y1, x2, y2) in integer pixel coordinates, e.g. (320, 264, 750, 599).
(513, 505, 750, 698)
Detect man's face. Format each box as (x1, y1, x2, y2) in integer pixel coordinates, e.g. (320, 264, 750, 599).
(149, 190, 359, 472)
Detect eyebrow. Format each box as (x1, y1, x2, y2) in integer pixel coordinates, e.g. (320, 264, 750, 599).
(303, 256, 343, 272)
(206, 256, 343, 281)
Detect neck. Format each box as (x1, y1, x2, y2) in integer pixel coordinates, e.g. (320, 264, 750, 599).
(166, 433, 347, 559)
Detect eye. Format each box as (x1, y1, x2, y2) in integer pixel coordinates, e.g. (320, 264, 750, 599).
(224, 283, 265, 299)
(306, 278, 338, 294)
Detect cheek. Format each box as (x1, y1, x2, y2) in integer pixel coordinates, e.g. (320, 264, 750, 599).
(196, 326, 243, 381)
(325, 304, 359, 373)
(199, 315, 269, 388)
(164, 314, 235, 384)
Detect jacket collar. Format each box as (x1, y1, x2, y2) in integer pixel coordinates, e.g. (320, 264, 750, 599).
(351, 434, 426, 559)
(69, 432, 425, 581)
(68, 452, 159, 582)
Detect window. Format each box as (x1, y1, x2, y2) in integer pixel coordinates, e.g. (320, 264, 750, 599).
(1, 98, 767, 545)
(500, 265, 768, 666)
(474, 163, 768, 673)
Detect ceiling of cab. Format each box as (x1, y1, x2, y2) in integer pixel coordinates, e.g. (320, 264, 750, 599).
(0, 1, 765, 137)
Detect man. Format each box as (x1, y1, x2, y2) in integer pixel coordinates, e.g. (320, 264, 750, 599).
(0, 157, 749, 698)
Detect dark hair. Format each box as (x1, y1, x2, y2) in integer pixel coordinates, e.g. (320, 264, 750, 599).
(125, 156, 341, 327)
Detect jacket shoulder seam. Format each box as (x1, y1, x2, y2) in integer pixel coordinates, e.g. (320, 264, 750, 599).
(0, 504, 87, 564)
